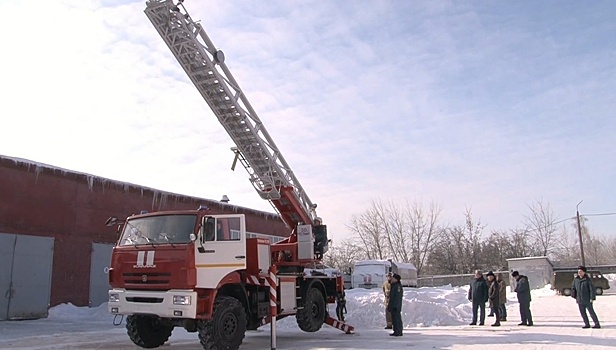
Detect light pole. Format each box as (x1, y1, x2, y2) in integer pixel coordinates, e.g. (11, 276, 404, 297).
(576, 200, 585, 266)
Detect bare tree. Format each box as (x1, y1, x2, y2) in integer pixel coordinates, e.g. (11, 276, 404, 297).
(428, 226, 465, 274)
(523, 199, 559, 256)
(578, 217, 614, 266)
(345, 199, 443, 275)
(551, 222, 580, 266)
(346, 201, 389, 260)
(373, 199, 408, 263)
(463, 207, 485, 271)
(508, 227, 539, 258)
(482, 230, 512, 271)
(323, 240, 363, 274)
(605, 236, 616, 263)
(405, 200, 442, 275)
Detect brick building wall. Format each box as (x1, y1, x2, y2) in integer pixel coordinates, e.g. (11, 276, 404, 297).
(0, 155, 287, 307)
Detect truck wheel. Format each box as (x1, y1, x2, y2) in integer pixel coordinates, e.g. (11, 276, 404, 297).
(296, 287, 326, 332)
(126, 315, 173, 348)
(596, 287, 603, 296)
(562, 288, 572, 296)
(198, 296, 246, 350)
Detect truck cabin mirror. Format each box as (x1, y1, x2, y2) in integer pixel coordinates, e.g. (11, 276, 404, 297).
(105, 216, 124, 237)
(105, 217, 119, 227)
(197, 217, 215, 253)
(189, 233, 197, 241)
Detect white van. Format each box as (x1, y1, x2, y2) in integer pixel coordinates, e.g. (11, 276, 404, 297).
(351, 260, 418, 289)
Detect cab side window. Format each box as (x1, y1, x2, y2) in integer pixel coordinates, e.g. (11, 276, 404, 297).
(216, 217, 241, 241)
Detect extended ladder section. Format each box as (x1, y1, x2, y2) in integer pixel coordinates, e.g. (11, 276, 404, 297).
(144, 0, 315, 227)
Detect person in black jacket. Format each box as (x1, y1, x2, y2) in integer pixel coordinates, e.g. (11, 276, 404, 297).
(468, 270, 489, 326)
(387, 273, 404, 336)
(486, 271, 501, 327)
(497, 273, 508, 322)
(571, 265, 601, 329)
(512, 271, 533, 326)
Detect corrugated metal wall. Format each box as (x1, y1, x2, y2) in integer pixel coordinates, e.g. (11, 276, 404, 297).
(0, 233, 54, 320)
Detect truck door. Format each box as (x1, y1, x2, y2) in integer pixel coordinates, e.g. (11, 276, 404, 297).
(195, 214, 246, 288)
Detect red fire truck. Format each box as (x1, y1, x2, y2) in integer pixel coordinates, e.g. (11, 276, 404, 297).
(106, 1, 353, 349)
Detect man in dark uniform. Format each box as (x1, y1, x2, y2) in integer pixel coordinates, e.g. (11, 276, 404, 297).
(387, 273, 404, 336)
(468, 269, 489, 325)
(486, 271, 501, 327)
(512, 270, 533, 326)
(572, 265, 601, 329)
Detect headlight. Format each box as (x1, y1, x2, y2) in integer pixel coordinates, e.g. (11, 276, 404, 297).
(109, 293, 120, 302)
(173, 295, 191, 305)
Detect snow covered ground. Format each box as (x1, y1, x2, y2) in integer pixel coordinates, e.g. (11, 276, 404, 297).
(1, 275, 615, 349)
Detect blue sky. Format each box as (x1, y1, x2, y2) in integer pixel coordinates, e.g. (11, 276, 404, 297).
(1, 0, 614, 240)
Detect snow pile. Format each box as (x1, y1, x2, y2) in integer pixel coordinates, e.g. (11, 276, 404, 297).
(48, 303, 115, 324)
(530, 284, 557, 297)
(264, 284, 474, 330)
(606, 273, 616, 290)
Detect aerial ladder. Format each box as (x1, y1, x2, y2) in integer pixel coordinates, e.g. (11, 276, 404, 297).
(144, 0, 320, 246)
(104, 1, 353, 349)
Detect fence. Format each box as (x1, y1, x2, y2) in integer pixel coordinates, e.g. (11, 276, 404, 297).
(418, 271, 510, 288)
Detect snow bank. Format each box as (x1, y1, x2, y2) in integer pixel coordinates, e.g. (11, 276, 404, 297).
(267, 284, 473, 330)
(48, 303, 115, 324)
(605, 273, 616, 290)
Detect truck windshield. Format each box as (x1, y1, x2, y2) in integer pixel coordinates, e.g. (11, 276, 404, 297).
(119, 214, 197, 246)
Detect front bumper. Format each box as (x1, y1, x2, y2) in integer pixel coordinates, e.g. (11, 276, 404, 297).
(108, 289, 197, 319)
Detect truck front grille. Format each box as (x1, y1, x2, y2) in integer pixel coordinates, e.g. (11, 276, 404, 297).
(122, 272, 171, 286)
(125, 297, 164, 303)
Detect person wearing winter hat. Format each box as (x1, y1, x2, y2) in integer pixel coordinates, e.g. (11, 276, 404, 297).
(387, 273, 404, 336)
(468, 270, 489, 326)
(511, 271, 533, 326)
(486, 271, 501, 326)
(572, 265, 601, 329)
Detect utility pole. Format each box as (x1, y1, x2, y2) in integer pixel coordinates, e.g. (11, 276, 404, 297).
(576, 200, 586, 266)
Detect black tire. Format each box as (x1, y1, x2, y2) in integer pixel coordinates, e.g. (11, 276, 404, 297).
(562, 288, 572, 296)
(198, 296, 246, 350)
(126, 315, 173, 349)
(296, 287, 326, 332)
(596, 287, 603, 296)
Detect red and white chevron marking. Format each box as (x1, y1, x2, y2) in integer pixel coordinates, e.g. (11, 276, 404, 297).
(325, 315, 355, 334)
(243, 266, 278, 318)
(267, 267, 277, 316)
(245, 274, 261, 286)
(259, 316, 272, 326)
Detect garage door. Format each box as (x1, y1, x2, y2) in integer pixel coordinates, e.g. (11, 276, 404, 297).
(89, 243, 114, 307)
(0, 233, 54, 320)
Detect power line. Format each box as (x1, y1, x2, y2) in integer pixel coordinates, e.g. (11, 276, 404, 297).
(581, 212, 616, 217)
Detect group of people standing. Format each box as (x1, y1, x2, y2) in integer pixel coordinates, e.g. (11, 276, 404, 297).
(468, 269, 534, 327)
(379, 265, 602, 337)
(468, 266, 601, 329)
(468, 270, 512, 326)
